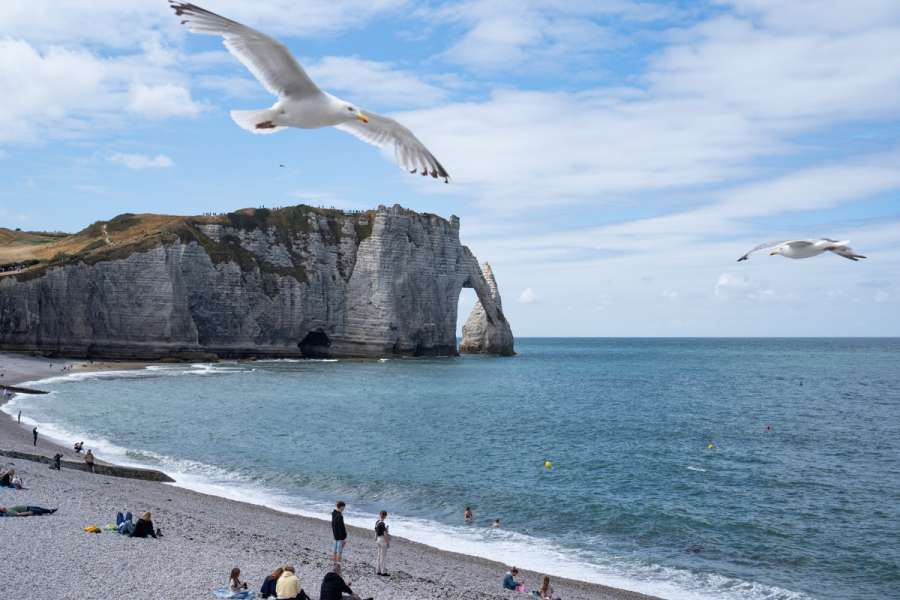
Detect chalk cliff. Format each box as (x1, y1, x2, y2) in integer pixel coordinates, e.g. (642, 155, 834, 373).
(460, 262, 515, 356)
(0, 205, 513, 359)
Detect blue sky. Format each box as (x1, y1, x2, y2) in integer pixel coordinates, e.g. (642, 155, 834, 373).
(1, 0, 899, 336)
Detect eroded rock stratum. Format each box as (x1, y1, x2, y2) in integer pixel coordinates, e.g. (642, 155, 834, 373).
(0, 204, 514, 359)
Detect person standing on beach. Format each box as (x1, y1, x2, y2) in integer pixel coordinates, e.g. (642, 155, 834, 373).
(374, 510, 391, 576)
(32, 426, 38, 446)
(17, 410, 21, 424)
(332, 501, 348, 563)
(84, 449, 95, 473)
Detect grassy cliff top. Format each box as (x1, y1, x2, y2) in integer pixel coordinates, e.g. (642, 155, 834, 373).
(0, 205, 383, 280)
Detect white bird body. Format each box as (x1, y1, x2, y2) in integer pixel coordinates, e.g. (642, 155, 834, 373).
(170, 2, 450, 181)
(737, 239, 867, 262)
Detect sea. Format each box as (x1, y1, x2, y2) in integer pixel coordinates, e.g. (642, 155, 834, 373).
(5, 339, 899, 600)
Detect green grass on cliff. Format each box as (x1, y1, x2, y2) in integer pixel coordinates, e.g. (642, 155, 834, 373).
(0, 205, 378, 283)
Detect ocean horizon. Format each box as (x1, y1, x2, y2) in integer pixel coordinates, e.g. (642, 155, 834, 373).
(5, 338, 899, 600)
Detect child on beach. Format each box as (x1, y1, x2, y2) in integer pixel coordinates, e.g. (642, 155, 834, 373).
(228, 567, 249, 593)
(130, 512, 159, 538)
(332, 501, 348, 562)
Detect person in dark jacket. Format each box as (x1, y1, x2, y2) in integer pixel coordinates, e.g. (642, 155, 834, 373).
(259, 566, 283, 599)
(319, 565, 362, 600)
(331, 501, 348, 562)
(130, 512, 158, 538)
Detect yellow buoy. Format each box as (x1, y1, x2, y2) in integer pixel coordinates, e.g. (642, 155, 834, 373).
(707, 443, 715, 449)
(544, 460, 553, 470)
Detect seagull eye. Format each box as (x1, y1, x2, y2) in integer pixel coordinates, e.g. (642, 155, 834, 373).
(347, 107, 353, 111)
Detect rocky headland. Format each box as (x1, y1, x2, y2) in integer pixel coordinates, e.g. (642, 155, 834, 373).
(0, 204, 513, 359)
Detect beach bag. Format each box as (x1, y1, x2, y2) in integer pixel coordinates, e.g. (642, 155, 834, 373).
(83, 525, 101, 533)
(213, 589, 254, 599)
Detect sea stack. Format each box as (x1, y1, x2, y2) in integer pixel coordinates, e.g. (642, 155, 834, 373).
(0, 204, 514, 359)
(460, 262, 515, 356)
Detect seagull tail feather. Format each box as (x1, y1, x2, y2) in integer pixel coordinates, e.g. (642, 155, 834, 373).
(230, 109, 285, 135)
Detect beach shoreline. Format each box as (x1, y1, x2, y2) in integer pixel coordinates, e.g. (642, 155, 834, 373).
(0, 351, 663, 600)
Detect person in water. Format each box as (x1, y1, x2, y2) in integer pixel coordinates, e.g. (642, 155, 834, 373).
(464, 506, 473, 523)
(229, 567, 248, 593)
(332, 500, 348, 562)
(374, 510, 391, 576)
(492, 518, 501, 528)
(259, 566, 283, 598)
(502, 567, 521, 591)
(0, 505, 57, 517)
(130, 512, 158, 538)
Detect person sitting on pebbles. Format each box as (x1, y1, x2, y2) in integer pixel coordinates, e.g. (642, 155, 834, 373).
(130, 512, 161, 538)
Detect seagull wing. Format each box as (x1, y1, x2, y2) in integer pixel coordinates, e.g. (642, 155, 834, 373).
(170, 2, 320, 99)
(737, 240, 790, 262)
(336, 111, 450, 183)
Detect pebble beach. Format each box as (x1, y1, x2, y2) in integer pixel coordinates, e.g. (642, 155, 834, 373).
(0, 352, 660, 600)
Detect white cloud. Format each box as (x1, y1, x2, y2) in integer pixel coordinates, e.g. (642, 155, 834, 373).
(108, 153, 174, 170)
(435, 0, 672, 71)
(0, 39, 202, 145)
(307, 57, 448, 108)
(0, 0, 408, 45)
(716, 273, 775, 300)
(127, 82, 202, 119)
(518, 287, 538, 304)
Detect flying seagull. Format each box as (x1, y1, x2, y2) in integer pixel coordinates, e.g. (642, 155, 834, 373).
(737, 239, 867, 262)
(169, 2, 450, 183)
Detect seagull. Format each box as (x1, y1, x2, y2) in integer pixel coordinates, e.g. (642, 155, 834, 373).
(737, 239, 867, 262)
(169, 2, 449, 183)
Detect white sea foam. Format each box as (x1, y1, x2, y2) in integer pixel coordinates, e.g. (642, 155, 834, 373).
(2, 368, 812, 600)
(686, 465, 707, 472)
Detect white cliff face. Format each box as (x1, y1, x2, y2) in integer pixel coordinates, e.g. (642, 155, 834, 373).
(0, 205, 514, 359)
(459, 262, 515, 356)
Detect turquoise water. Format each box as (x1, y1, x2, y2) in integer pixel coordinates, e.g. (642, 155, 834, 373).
(7, 339, 900, 600)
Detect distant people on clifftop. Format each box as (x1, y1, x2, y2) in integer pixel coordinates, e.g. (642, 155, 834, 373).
(332, 500, 348, 562)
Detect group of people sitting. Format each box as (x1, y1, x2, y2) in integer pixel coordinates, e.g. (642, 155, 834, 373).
(503, 568, 562, 600)
(115, 511, 161, 538)
(0, 468, 25, 489)
(221, 563, 369, 600)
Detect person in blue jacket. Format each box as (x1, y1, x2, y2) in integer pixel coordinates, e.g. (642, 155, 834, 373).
(503, 567, 521, 590)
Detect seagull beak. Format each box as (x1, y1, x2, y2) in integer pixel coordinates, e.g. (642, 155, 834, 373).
(356, 113, 369, 124)
(769, 251, 778, 256)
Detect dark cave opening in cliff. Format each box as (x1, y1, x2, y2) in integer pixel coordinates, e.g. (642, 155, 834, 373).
(298, 330, 331, 358)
